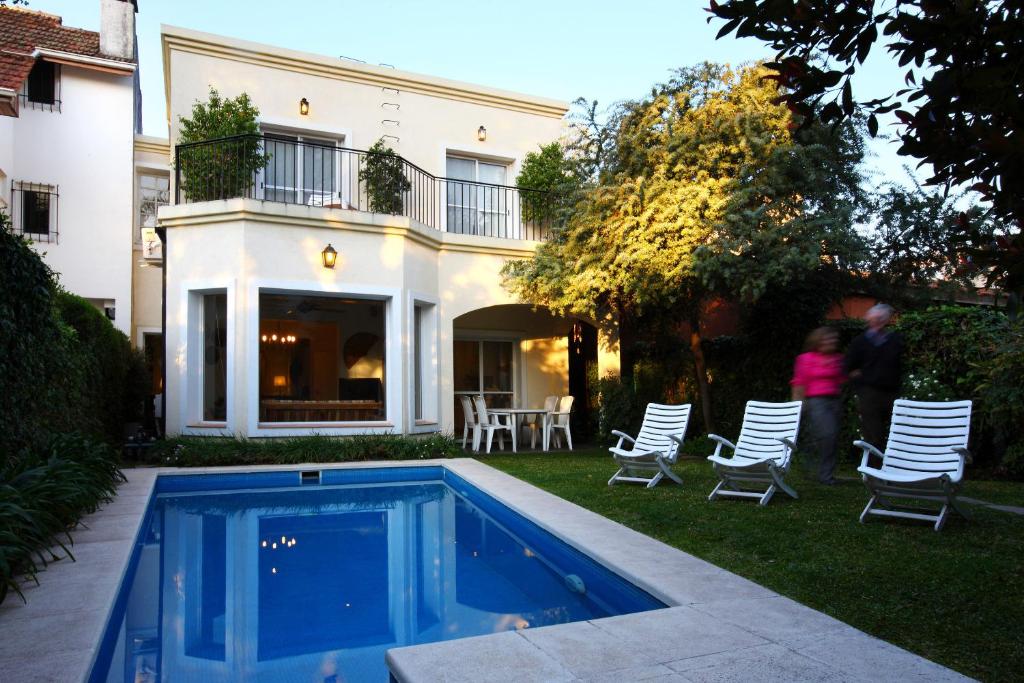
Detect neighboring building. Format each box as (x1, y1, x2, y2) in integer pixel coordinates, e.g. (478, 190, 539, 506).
(158, 26, 617, 438)
(0, 1, 143, 335)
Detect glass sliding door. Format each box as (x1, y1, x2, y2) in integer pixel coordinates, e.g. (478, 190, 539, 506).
(262, 133, 340, 205)
(453, 339, 514, 425)
(445, 156, 509, 236)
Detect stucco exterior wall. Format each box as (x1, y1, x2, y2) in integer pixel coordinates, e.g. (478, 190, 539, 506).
(13, 67, 135, 334)
(161, 26, 567, 181)
(132, 135, 171, 344)
(160, 200, 616, 438)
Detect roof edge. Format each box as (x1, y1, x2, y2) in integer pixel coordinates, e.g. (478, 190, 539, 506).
(159, 24, 569, 120)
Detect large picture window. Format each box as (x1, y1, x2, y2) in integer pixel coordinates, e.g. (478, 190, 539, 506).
(259, 293, 386, 423)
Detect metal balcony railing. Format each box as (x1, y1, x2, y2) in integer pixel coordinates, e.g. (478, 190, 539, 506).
(174, 134, 559, 241)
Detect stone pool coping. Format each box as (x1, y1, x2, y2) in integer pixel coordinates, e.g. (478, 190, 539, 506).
(0, 459, 971, 682)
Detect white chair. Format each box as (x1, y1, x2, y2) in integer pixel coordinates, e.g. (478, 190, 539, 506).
(546, 395, 575, 450)
(524, 395, 558, 450)
(856, 399, 972, 532)
(473, 396, 516, 454)
(459, 395, 481, 451)
(608, 403, 692, 488)
(707, 400, 802, 505)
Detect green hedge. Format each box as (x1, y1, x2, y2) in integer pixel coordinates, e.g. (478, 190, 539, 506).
(144, 434, 464, 468)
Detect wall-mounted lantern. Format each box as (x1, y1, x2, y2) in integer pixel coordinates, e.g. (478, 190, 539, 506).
(300, 97, 310, 116)
(321, 243, 338, 269)
(477, 125, 487, 142)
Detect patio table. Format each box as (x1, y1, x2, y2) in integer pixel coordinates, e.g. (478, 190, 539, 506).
(488, 408, 552, 452)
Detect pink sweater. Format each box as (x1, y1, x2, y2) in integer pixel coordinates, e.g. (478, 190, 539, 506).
(790, 351, 846, 398)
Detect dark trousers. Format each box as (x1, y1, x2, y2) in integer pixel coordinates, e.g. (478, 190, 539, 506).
(856, 386, 898, 451)
(805, 396, 842, 483)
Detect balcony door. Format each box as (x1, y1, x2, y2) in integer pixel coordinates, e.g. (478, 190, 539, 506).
(262, 132, 342, 206)
(445, 156, 510, 237)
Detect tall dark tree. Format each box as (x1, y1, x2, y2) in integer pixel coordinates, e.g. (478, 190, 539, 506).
(709, 1, 1023, 310)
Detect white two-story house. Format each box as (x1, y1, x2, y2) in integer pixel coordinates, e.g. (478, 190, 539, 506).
(0, 0, 140, 335)
(157, 26, 619, 439)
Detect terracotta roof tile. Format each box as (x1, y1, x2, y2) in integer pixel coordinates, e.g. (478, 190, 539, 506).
(0, 6, 135, 92)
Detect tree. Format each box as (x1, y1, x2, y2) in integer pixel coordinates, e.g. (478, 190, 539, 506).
(503, 63, 864, 430)
(515, 142, 574, 224)
(708, 0, 1023, 306)
(359, 138, 411, 214)
(176, 88, 268, 202)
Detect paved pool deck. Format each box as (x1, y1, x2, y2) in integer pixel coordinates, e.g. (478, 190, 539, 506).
(0, 459, 972, 683)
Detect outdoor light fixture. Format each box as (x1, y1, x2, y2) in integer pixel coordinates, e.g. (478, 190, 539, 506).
(300, 97, 310, 116)
(477, 125, 487, 141)
(321, 243, 338, 269)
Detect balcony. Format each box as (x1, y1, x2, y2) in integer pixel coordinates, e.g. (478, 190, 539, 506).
(174, 135, 559, 241)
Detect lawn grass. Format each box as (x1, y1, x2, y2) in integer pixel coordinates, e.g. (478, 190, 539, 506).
(480, 448, 1024, 682)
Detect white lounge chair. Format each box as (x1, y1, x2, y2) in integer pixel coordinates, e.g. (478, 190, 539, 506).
(473, 396, 516, 454)
(459, 395, 481, 450)
(547, 395, 575, 450)
(856, 399, 972, 532)
(706, 400, 802, 505)
(608, 403, 692, 488)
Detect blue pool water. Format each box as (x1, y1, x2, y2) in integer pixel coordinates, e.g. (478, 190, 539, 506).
(90, 467, 664, 682)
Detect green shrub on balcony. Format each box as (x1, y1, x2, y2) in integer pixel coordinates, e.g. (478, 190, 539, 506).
(359, 138, 411, 215)
(176, 88, 269, 202)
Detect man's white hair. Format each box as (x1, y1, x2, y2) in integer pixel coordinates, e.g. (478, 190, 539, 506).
(867, 303, 894, 322)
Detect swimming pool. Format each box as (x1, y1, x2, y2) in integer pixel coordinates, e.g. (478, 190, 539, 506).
(89, 466, 665, 682)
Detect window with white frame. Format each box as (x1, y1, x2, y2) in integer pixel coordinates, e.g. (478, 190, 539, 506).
(261, 131, 342, 206)
(413, 302, 438, 424)
(445, 156, 509, 236)
(11, 181, 58, 242)
(201, 292, 228, 423)
(138, 173, 169, 259)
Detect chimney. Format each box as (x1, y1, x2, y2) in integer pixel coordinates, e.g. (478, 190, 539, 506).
(100, 0, 136, 61)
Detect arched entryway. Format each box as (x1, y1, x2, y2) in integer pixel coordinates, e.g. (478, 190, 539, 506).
(451, 305, 598, 446)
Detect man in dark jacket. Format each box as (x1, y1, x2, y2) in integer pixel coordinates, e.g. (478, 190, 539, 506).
(845, 303, 903, 450)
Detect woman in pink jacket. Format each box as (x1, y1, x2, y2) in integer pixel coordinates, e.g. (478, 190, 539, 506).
(790, 327, 847, 485)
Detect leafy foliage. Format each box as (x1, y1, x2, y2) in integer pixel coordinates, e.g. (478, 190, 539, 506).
(0, 434, 125, 604)
(708, 0, 1023, 307)
(145, 433, 463, 467)
(973, 322, 1024, 476)
(515, 142, 574, 223)
(359, 138, 411, 214)
(176, 88, 269, 202)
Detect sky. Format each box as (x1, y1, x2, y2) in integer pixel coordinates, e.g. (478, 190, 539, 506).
(35, 0, 921, 188)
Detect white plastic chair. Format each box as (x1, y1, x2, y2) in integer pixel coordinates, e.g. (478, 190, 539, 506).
(459, 395, 480, 450)
(608, 403, 692, 488)
(473, 396, 516, 454)
(706, 400, 802, 505)
(546, 395, 575, 450)
(524, 395, 558, 450)
(856, 399, 972, 531)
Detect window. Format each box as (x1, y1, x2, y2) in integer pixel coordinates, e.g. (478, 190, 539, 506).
(453, 339, 514, 424)
(262, 132, 341, 205)
(258, 293, 387, 423)
(202, 293, 228, 422)
(445, 156, 510, 236)
(22, 60, 60, 111)
(11, 182, 58, 242)
(412, 302, 438, 425)
(138, 173, 170, 234)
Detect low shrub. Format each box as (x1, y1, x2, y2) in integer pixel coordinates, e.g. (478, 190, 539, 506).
(0, 434, 125, 604)
(143, 433, 463, 468)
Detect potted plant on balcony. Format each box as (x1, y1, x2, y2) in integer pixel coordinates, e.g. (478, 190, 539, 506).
(359, 138, 411, 215)
(175, 88, 269, 202)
